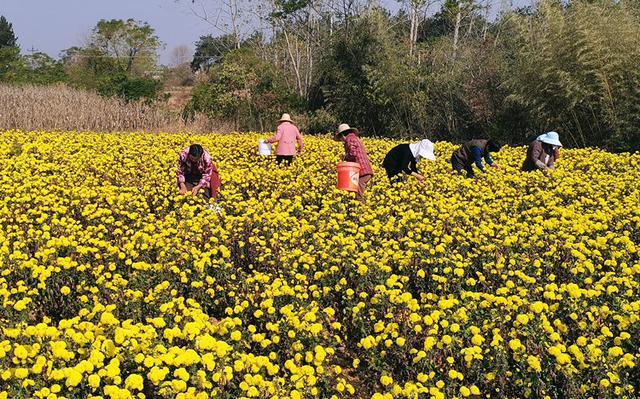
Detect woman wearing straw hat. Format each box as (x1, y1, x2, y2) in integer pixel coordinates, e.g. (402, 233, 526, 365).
(382, 139, 436, 184)
(335, 123, 373, 202)
(522, 131, 563, 172)
(264, 113, 304, 166)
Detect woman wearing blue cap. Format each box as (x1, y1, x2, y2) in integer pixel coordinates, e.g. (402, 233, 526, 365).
(522, 132, 563, 171)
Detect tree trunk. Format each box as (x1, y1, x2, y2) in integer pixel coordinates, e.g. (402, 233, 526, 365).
(465, 11, 475, 39)
(281, 25, 304, 98)
(410, 5, 418, 56)
(306, 25, 313, 100)
(230, 0, 241, 49)
(482, 0, 491, 41)
(258, 110, 264, 132)
(453, 12, 462, 57)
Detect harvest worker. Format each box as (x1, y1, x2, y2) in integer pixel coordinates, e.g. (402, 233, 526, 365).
(522, 131, 562, 172)
(176, 144, 220, 200)
(335, 123, 373, 202)
(264, 113, 303, 166)
(382, 139, 436, 184)
(451, 139, 502, 178)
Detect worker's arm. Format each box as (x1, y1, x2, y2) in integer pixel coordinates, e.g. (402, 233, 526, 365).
(484, 151, 495, 166)
(531, 142, 548, 170)
(402, 152, 416, 175)
(410, 161, 425, 182)
(264, 126, 282, 144)
(296, 129, 303, 154)
(344, 138, 358, 162)
(535, 159, 549, 169)
(400, 153, 424, 182)
(471, 146, 485, 172)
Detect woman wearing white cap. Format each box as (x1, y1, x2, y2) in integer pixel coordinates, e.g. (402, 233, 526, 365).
(382, 139, 436, 184)
(522, 131, 562, 171)
(264, 113, 303, 166)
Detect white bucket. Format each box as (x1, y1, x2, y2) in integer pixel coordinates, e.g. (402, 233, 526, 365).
(258, 140, 272, 156)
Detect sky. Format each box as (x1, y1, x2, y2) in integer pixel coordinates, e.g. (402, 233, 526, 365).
(0, 0, 218, 64)
(0, 0, 522, 65)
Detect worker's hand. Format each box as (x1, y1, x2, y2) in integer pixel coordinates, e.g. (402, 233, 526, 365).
(192, 185, 201, 195)
(490, 163, 500, 169)
(415, 174, 426, 184)
(179, 184, 188, 195)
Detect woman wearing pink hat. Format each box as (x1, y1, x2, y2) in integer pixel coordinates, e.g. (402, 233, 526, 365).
(264, 113, 304, 166)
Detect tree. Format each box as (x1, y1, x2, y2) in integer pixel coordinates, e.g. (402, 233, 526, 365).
(443, 0, 478, 57)
(21, 52, 67, 84)
(317, 11, 419, 136)
(268, 0, 313, 99)
(97, 72, 161, 102)
(0, 15, 20, 81)
(143, 0, 639, 149)
(418, 9, 454, 42)
(62, 19, 162, 100)
(177, 0, 251, 49)
(62, 46, 120, 89)
(170, 45, 192, 67)
(184, 47, 301, 131)
(266, 0, 339, 101)
(166, 45, 194, 86)
(502, 0, 640, 150)
(191, 34, 236, 71)
(0, 15, 18, 48)
(397, 0, 438, 56)
(87, 19, 162, 76)
(60, 46, 83, 65)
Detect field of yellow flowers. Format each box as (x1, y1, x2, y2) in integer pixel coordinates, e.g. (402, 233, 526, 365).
(0, 130, 639, 399)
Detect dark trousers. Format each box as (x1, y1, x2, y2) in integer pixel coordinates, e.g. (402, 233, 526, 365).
(451, 155, 474, 178)
(384, 166, 403, 185)
(276, 155, 294, 166)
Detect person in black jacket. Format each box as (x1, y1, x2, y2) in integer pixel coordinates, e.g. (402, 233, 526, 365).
(382, 139, 436, 184)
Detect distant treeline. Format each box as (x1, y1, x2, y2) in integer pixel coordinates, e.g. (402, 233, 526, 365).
(1, 0, 639, 150)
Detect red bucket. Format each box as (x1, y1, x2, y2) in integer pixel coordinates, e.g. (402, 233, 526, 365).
(337, 162, 361, 192)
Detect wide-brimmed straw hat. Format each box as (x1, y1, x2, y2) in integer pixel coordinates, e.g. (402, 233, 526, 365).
(278, 113, 293, 123)
(537, 131, 562, 147)
(334, 123, 358, 140)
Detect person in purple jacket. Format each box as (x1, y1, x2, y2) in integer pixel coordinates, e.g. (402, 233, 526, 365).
(264, 113, 304, 166)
